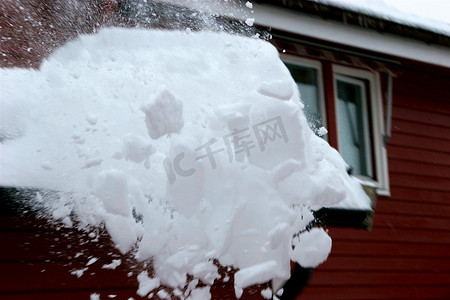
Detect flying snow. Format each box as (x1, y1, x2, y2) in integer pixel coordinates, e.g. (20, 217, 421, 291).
(0, 28, 370, 298)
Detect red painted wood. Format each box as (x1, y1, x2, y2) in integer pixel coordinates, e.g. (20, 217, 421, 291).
(375, 200, 450, 218)
(318, 256, 450, 272)
(389, 131, 450, 153)
(392, 105, 450, 128)
(388, 133, 450, 155)
(0, 216, 49, 230)
(0, 286, 269, 300)
(389, 173, 450, 192)
(0, 231, 120, 261)
(0, 289, 141, 300)
(387, 187, 450, 205)
(372, 213, 450, 231)
(331, 241, 450, 258)
(387, 145, 450, 166)
(388, 159, 450, 179)
(394, 69, 450, 93)
(0, 215, 269, 299)
(390, 119, 450, 140)
(299, 286, 450, 299)
(1, 261, 138, 293)
(394, 85, 450, 105)
(322, 61, 338, 148)
(393, 93, 450, 116)
(298, 57, 450, 300)
(309, 271, 450, 286)
(329, 227, 450, 244)
(0, 0, 119, 69)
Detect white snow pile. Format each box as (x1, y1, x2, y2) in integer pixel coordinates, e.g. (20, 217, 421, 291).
(0, 28, 369, 298)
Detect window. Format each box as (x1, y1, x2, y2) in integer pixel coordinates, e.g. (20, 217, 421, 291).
(283, 58, 389, 195)
(333, 65, 389, 195)
(282, 56, 327, 135)
(335, 75, 373, 178)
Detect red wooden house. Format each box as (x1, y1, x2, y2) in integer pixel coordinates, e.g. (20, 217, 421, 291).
(250, 1, 450, 299)
(1, 0, 449, 299)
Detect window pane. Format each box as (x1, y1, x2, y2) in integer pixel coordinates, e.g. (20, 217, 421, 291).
(336, 78, 374, 178)
(285, 63, 322, 130)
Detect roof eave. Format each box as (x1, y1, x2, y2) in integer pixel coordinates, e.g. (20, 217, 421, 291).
(254, 0, 450, 48)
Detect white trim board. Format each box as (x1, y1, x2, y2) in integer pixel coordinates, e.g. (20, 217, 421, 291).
(249, 3, 450, 68)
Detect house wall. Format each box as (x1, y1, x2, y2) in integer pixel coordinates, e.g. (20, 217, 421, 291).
(1, 188, 268, 299)
(298, 60, 450, 299)
(0, 0, 121, 69)
(2, 1, 450, 299)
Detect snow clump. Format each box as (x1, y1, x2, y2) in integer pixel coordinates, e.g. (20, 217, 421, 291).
(0, 28, 369, 298)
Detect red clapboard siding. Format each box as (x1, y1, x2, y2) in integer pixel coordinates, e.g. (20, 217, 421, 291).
(388, 159, 450, 179)
(392, 93, 450, 116)
(0, 231, 121, 261)
(331, 241, 450, 258)
(393, 80, 450, 106)
(390, 119, 450, 141)
(329, 228, 450, 244)
(392, 105, 450, 128)
(0, 216, 50, 230)
(0, 214, 269, 300)
(389, 173, 450, 192)
(387, 187, 450, 205)
(0, 218, 146, 299)
(0, 0, 107, 68)
(375, 200, 450, 219)
(0, 261, 139, 293)
(387, 133, 450, 155)
(311, 272, 450, 286)
(373, 213, 450, 232)
(299, 59, 450, 299)
(387, 145, 450, 166)
(394, 69, 450, 94)
(299, 286, 450, 300)
(319, 256, 450, 272)
(0, 287, 268, 300)
(392, 68, 450, 100)
(0, 289, 143, 300)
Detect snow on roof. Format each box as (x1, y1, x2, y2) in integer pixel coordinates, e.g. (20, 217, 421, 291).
(148, 0, 450, 37)
(313, 0, 450, 37)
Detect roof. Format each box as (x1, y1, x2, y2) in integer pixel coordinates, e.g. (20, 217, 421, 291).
(247, 1, 450, 68)
(311, 0, 450, 37)
(255, 0, 450, 47)
(142, 1, 450, 67)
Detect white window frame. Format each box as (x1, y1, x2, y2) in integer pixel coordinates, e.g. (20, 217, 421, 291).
(335, 74, 374, 178)
(333, 65, 390, 195)
(281, 55, 327, 133)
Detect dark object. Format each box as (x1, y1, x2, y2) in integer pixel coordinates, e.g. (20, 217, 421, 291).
(313, 207, 373, 230)
(278, 264, 314, 300)
(346, 166, 353, 175)
(0, 187, 37, 217)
